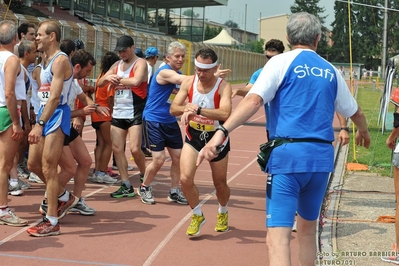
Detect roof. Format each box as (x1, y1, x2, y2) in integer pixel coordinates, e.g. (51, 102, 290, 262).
(203, 29, 240, 46)
(127, 0, 227, 8)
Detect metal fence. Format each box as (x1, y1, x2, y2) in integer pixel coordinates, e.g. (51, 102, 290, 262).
(3, 10, 265, 82)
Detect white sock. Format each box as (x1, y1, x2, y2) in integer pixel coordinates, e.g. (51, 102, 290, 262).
(192, 204, 202, 216)
(218, 203, 228, 214)
(0, 206, 9, 215)
(170, 187, 178, 194)
(46, 215, 58, 226)
(58, 190, 70, 202)
(9, 178, 18, 186)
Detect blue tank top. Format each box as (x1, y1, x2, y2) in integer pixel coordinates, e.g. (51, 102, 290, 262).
(143, 64, 182, 123)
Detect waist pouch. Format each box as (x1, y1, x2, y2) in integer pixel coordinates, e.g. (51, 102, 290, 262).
(257, 138, 332, 172)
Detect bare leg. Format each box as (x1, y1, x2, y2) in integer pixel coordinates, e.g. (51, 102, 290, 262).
(142, 150, 166, 186)
(167, 147, 181, 188)
(111, 126, 128, 181)
(128, 125, 146, 174)
(210, 155, 230, 206)
(179, 144, 198, 208)
(266, 227, 292, 266)
(296, 215, 317, 266)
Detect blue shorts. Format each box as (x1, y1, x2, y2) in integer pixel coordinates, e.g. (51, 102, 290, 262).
(38, 104, 71, 137)
(266, 172, 329, 227)
(143, 119, 183, 152)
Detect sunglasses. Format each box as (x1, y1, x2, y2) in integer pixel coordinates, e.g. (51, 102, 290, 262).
(265, 54, 274, 59)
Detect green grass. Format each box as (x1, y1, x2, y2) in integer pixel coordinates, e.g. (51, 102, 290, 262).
(346, 84, 395, 176)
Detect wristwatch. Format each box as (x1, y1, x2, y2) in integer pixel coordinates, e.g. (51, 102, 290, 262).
(38, 120, 45, 127)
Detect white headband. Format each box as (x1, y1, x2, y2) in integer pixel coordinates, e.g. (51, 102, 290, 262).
(194, 59, 218, 69)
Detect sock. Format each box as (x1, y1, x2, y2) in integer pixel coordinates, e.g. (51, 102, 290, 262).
(0, 206, 9, 215)
(46, 215, 58, 226)
(218, 203, 228, 214)
(192, 204, 202, 216)
(170, 187, 178, 194)
(9, 178, 18, 186)
(98, 171, 105, 177)
(94, 170, 100, 176)
(58, 190, 70, 202)
(44, 190, 47, 199)
(122, 181, 131, 188)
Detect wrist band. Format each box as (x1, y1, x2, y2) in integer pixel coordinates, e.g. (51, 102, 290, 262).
(341, 127, 350, 132)
(197, 106, 202, 115)
(217, 125, 228, 137)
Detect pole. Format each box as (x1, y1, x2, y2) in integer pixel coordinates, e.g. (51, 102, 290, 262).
(244, 4, 247, 49)
(259, 12, 261, 41)
(382, 0, 388, 78)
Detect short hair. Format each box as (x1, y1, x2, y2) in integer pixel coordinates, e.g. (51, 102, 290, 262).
(38, 20, 61, 42)
(71, 49, 96, 68)
(100, 52, 120, 74)
(60, 39, 76, 56)
(17, 22, 35, 40)
(195, 48, 218, 63)
(167, 41, 186, 56)
(0, 20, 17, 45)
(265, 39, 285, 54)
(18, 40, 35, 58)
(286, 12, 321, 46)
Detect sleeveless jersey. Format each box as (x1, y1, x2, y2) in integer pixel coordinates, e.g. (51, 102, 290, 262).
(38, 51, 73, 106)
(92, 73, 112, 122)
(187, 75, 223, 132)
(112, 58, 147, 119)
(30, 64, 41, 114)
(0, 51, 25, 106)
(143, 64, 181, 123)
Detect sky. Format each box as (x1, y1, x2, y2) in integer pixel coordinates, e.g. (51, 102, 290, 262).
(203, 0, 335, 33)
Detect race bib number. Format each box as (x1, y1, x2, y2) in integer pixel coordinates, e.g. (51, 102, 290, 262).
(167, 86, 180, 104)
(38, 83, 51, 104)
(115, 85, 133, 104)
(189, 115, 218, 132)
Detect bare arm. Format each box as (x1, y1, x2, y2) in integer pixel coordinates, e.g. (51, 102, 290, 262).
(200, 81, 232, 121)
(387, 106, 399, 149)
(170, 76, 195, 116)
(336, 112, 349, 146)
(119, 59, 148, 86)
(4, 56, 24, 140)
(232, 83, 253, 98)
(97, 62, 120, 87)
(157, 69, 187, 85)
(350, 106, 370, 148)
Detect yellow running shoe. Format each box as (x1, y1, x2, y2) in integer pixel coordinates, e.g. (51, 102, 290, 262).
(186, 214, 206, 236)
(215, 212, 229, 232)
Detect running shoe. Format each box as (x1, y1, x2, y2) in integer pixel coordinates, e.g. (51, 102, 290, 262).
(18, 178, 31, 190)
(186, 214, 206, 236)
(27, 218, 60, 237)
(110, 183, 136, 198)
(17, 163, 30, 179)
(69, 198, 96, 215)
(92, 172, 118, 184)
(39, 199, 47, 216)
(167, 188, 188, 205)
(0, 209, 28, 227)
(381, 244, 399, 264)
(8, 183, 23, 196)
(58, 193, 79, 219)
(215, 212, 229, 232)
(106, 167, 119, 178)
(137, 185, 155, 204)
(29, 172, 44, 183)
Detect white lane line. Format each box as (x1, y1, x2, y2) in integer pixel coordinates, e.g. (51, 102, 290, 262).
(143, 157, 258, 266)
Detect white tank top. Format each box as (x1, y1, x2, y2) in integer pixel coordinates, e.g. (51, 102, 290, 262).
(113, 59, 139, 119)
(30, 64, 41, 114)
(38, 51, 73, 106)
(188, 76, 223, 132)
(0, 51, 25, 107)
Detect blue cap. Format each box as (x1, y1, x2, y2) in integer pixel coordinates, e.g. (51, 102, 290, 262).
(145, 47, 159, 58)
(134, 48, 144, 58)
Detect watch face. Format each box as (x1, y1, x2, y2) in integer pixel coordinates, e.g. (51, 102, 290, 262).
(39, 120, 45, 126)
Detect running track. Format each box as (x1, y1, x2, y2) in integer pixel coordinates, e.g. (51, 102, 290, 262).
(0, 83, 341, 266)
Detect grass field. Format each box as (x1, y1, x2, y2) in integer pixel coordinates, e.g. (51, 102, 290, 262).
(347, 83, 395, 177)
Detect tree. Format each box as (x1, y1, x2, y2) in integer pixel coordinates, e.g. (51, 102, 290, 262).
(224, 20, 239, 29)
(182, 9, 195, 18)
(204, 25, 222, 40)
(290, 0, 330, 59)
(246, 39, 265, 54)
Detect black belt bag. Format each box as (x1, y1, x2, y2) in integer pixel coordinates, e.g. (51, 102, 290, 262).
(257, 138, 332, 172)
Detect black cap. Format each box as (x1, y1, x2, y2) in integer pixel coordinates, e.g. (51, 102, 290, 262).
(114, 36, 134, 51)
(134, 48, 144, 58)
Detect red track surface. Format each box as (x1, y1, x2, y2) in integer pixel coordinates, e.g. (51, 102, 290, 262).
(0, 83, 341, 266)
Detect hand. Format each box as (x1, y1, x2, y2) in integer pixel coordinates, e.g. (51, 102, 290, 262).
(181, 111, 195, 126)
(108, 74, 121, 86)
(387, 136, 397, 150)
(355, 129, 371, 149)
(338, 129, 350, 146)
(28, 125, 42, 144)
(231, 89, 239, 98)
(82, 105, 97, 115)
(96, 106, 110, 118)
(11, 124, 24, 141)
(73, 117, 84, 132)
(214, 64, 232, 79)
(196, 130, 225, 166)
